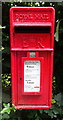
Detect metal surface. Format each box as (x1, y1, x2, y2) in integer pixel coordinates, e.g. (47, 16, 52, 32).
(10, 7, 55, 109)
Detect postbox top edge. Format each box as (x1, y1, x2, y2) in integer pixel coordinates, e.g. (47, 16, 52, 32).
(10, 7, 55, 12)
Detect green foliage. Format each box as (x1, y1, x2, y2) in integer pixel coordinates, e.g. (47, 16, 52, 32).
(53, 76, 56, 94)
(2, 74, 11, 88)
(2, 32, 10, 73)
(52, 99, 56, 104)
(55, 19, 63, 42)
(0, 98, 63, 120)
(0, 104, 16, 120)
(0, 25, 6, 29)
(1, 103, 16, 114)
(2, 33, 10, 54)
(55, 20, 60, 42)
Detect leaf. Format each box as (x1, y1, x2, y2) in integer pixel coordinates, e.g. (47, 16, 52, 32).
(11, 104, 16, 112)
(2, 46, 10, 54)
(39, 109, 43, 114)
(53, 109, 59, 115)
(35, 115, 41, 120)
(0, 114, 2, 120)
(2, 113, 10, 119)
(55, 19, 63, 42)
(35, 118, 39, 120)
(1, 103, 11, 114)
(55, 20, 60, 42)
(52, 99, 56, 104)
(54, 93, 63, 106)
(0, 25, 6, 29)
(0, 47, 4, 51)
(1, 108, 10, 114)
(54, 115, 57, 118)
(3, 103, 10, 108)
(48, 112, 54, 118)
(44, 109, 48, 113)
(44, 109, 54, 118)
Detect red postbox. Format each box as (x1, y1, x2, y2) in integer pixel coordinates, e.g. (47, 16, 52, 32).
(10, 7, 55, 109)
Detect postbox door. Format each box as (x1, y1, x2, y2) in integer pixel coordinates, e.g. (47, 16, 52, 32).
(15, 51, 52, 106)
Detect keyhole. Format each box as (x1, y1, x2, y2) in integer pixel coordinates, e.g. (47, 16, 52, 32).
(20, 78, 22, 80)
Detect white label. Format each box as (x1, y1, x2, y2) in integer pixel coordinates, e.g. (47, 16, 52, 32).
(24, 61, 40, 92)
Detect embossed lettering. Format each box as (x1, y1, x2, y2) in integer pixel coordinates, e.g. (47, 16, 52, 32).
(35, 14, 49, 20)
(36, 42, 44, 48)
(23, 40, 29, 48)
(15, 13, 49, 22)
(22, 37, 44, 48)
